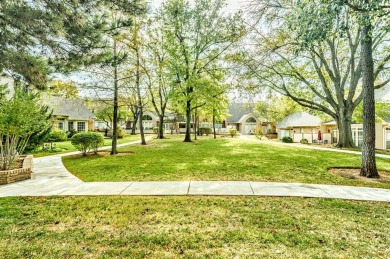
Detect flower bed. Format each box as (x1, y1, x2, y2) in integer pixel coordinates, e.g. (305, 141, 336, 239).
(0, 155, 33, 185)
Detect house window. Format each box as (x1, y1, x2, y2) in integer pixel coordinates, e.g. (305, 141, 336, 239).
(142, 121, 153, 130)
(142, 115, 153, 120)
(352, 128, 363, 147)
(68, 122, 74, 131)
(332, 129, 338, 144)
(58, 122, 64, 130)
(77, 122, 86, 132)
(246, 117, 256, 123)
(386, 128, 390, 149)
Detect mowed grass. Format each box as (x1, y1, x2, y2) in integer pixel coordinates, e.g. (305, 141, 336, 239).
(31, 134, 141, 157)
(62, 135, 390, 188)
(0, 196, 389, 258)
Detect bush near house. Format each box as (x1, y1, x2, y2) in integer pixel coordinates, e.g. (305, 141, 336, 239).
(300, 138, 309, 144)
(229, 129, 237, 137)
(282, 136, 293, 143)
(199, 127, 212, 136)
(66, 129, 78, 139)
(254, 126, 264, 139)
(71, 132, 104, 155)
(107, 127, 125, 139)
(47, 129, 68, 142)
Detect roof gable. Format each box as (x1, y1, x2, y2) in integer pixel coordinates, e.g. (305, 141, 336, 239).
(227, 103, 257, 123)
(277, 112, 321, 129)
(43, 95, 94, 121)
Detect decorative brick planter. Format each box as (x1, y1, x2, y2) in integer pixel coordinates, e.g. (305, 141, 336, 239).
(0, 155, 33, 185)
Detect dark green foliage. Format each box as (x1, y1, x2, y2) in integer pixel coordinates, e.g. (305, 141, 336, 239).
(229, 129, 237, 137)
(0, 88, 52, 169)
(282, 136, 293, 143)
(66, 129, 78, 139)
(71, 132, 104, 155)
(47, 129, 68, 142)
(199, 127, 212, 136)
(108, 127, 125, 139)
(0, 0, 147, 88)
(300, 138, 309, 144)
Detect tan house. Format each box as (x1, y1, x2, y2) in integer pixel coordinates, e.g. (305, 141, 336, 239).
(45, 95, 95, 132)
(277, 112, 390, 149)
(277, 112, 330, 143)
(225, 103, 276, 135)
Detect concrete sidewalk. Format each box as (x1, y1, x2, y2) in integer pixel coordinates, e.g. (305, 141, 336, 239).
(0, 139, 389, 202)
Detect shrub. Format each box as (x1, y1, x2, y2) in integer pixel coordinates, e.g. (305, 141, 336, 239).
(254, 126, 264, 139)
(71, 132, 104, 155)
(229, 129, 237, 137)
(153, 127, 159, 134)
(48, 128, 68, 142)
(199, 127, 212, 136)
(107, 126, 125, 138)
(300, 138, 309, 144)
(66, 129, 77, 139)
(281, 136, 293, 143)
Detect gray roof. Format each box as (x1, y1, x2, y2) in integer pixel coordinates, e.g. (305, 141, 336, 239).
(277, 112, 321, 129)
(227, 103, 257, 123)
(44, 95, 94, 121)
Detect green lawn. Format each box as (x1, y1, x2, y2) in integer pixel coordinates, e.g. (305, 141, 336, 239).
(0, 196, 388, 258)
(62, 135, 390, 188)
(30, 134, 142, 157)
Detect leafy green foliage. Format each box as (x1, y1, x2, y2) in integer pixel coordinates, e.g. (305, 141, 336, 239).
(256, 96, 305, 122)
(70, 132, 104, 156)
(0, 88, 52, 169)
(229, 129, 237, 137)
(300, 138, 309, 144)
(282, 136, 293, 143)
(108, 127, 125, 139)
(0, 0, 146, 89)
(199, 127, 212, 136)
(353, 100, 390, 123)
(254, 126, 264, 139)
(47, 129, 68, 142)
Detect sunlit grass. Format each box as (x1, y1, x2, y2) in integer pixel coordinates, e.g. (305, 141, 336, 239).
(0, 196, 388, 258)
(62, 135, 390, 188)
(30, 134, 142, 157)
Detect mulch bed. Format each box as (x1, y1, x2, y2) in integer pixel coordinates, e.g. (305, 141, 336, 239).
(329, 167, 390, 183)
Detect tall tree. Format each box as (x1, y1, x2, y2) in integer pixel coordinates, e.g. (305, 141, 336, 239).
(247, 0, 390, 151)
(338, 0, 390, 177)
(143, 15, 173, 139)
(0, 0, 145, 89)
(161, 0, 245, 142)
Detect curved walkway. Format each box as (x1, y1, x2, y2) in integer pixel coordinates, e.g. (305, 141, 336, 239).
(1, 139, 389, 202)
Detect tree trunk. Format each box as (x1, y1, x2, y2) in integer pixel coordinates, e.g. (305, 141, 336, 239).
(360, 22, 379, 178)
(213, 108, 216, 139)
(158, 114, 164, 139)
(184, 100, 192, 142)
(111, 40, 118, 155)
(335, 114, 355, 148)
(194, 110, 197, 140)
(131, 115, 138, 135)
(136, 49, 146, 146)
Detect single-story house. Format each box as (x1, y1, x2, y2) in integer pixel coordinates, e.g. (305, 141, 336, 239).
(45, 95, 95, 132)
(277, 112, 325, 142)
(125, 111, 177, 134)
(225, 103, 276, 135)
(277, 112, 390, 149)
